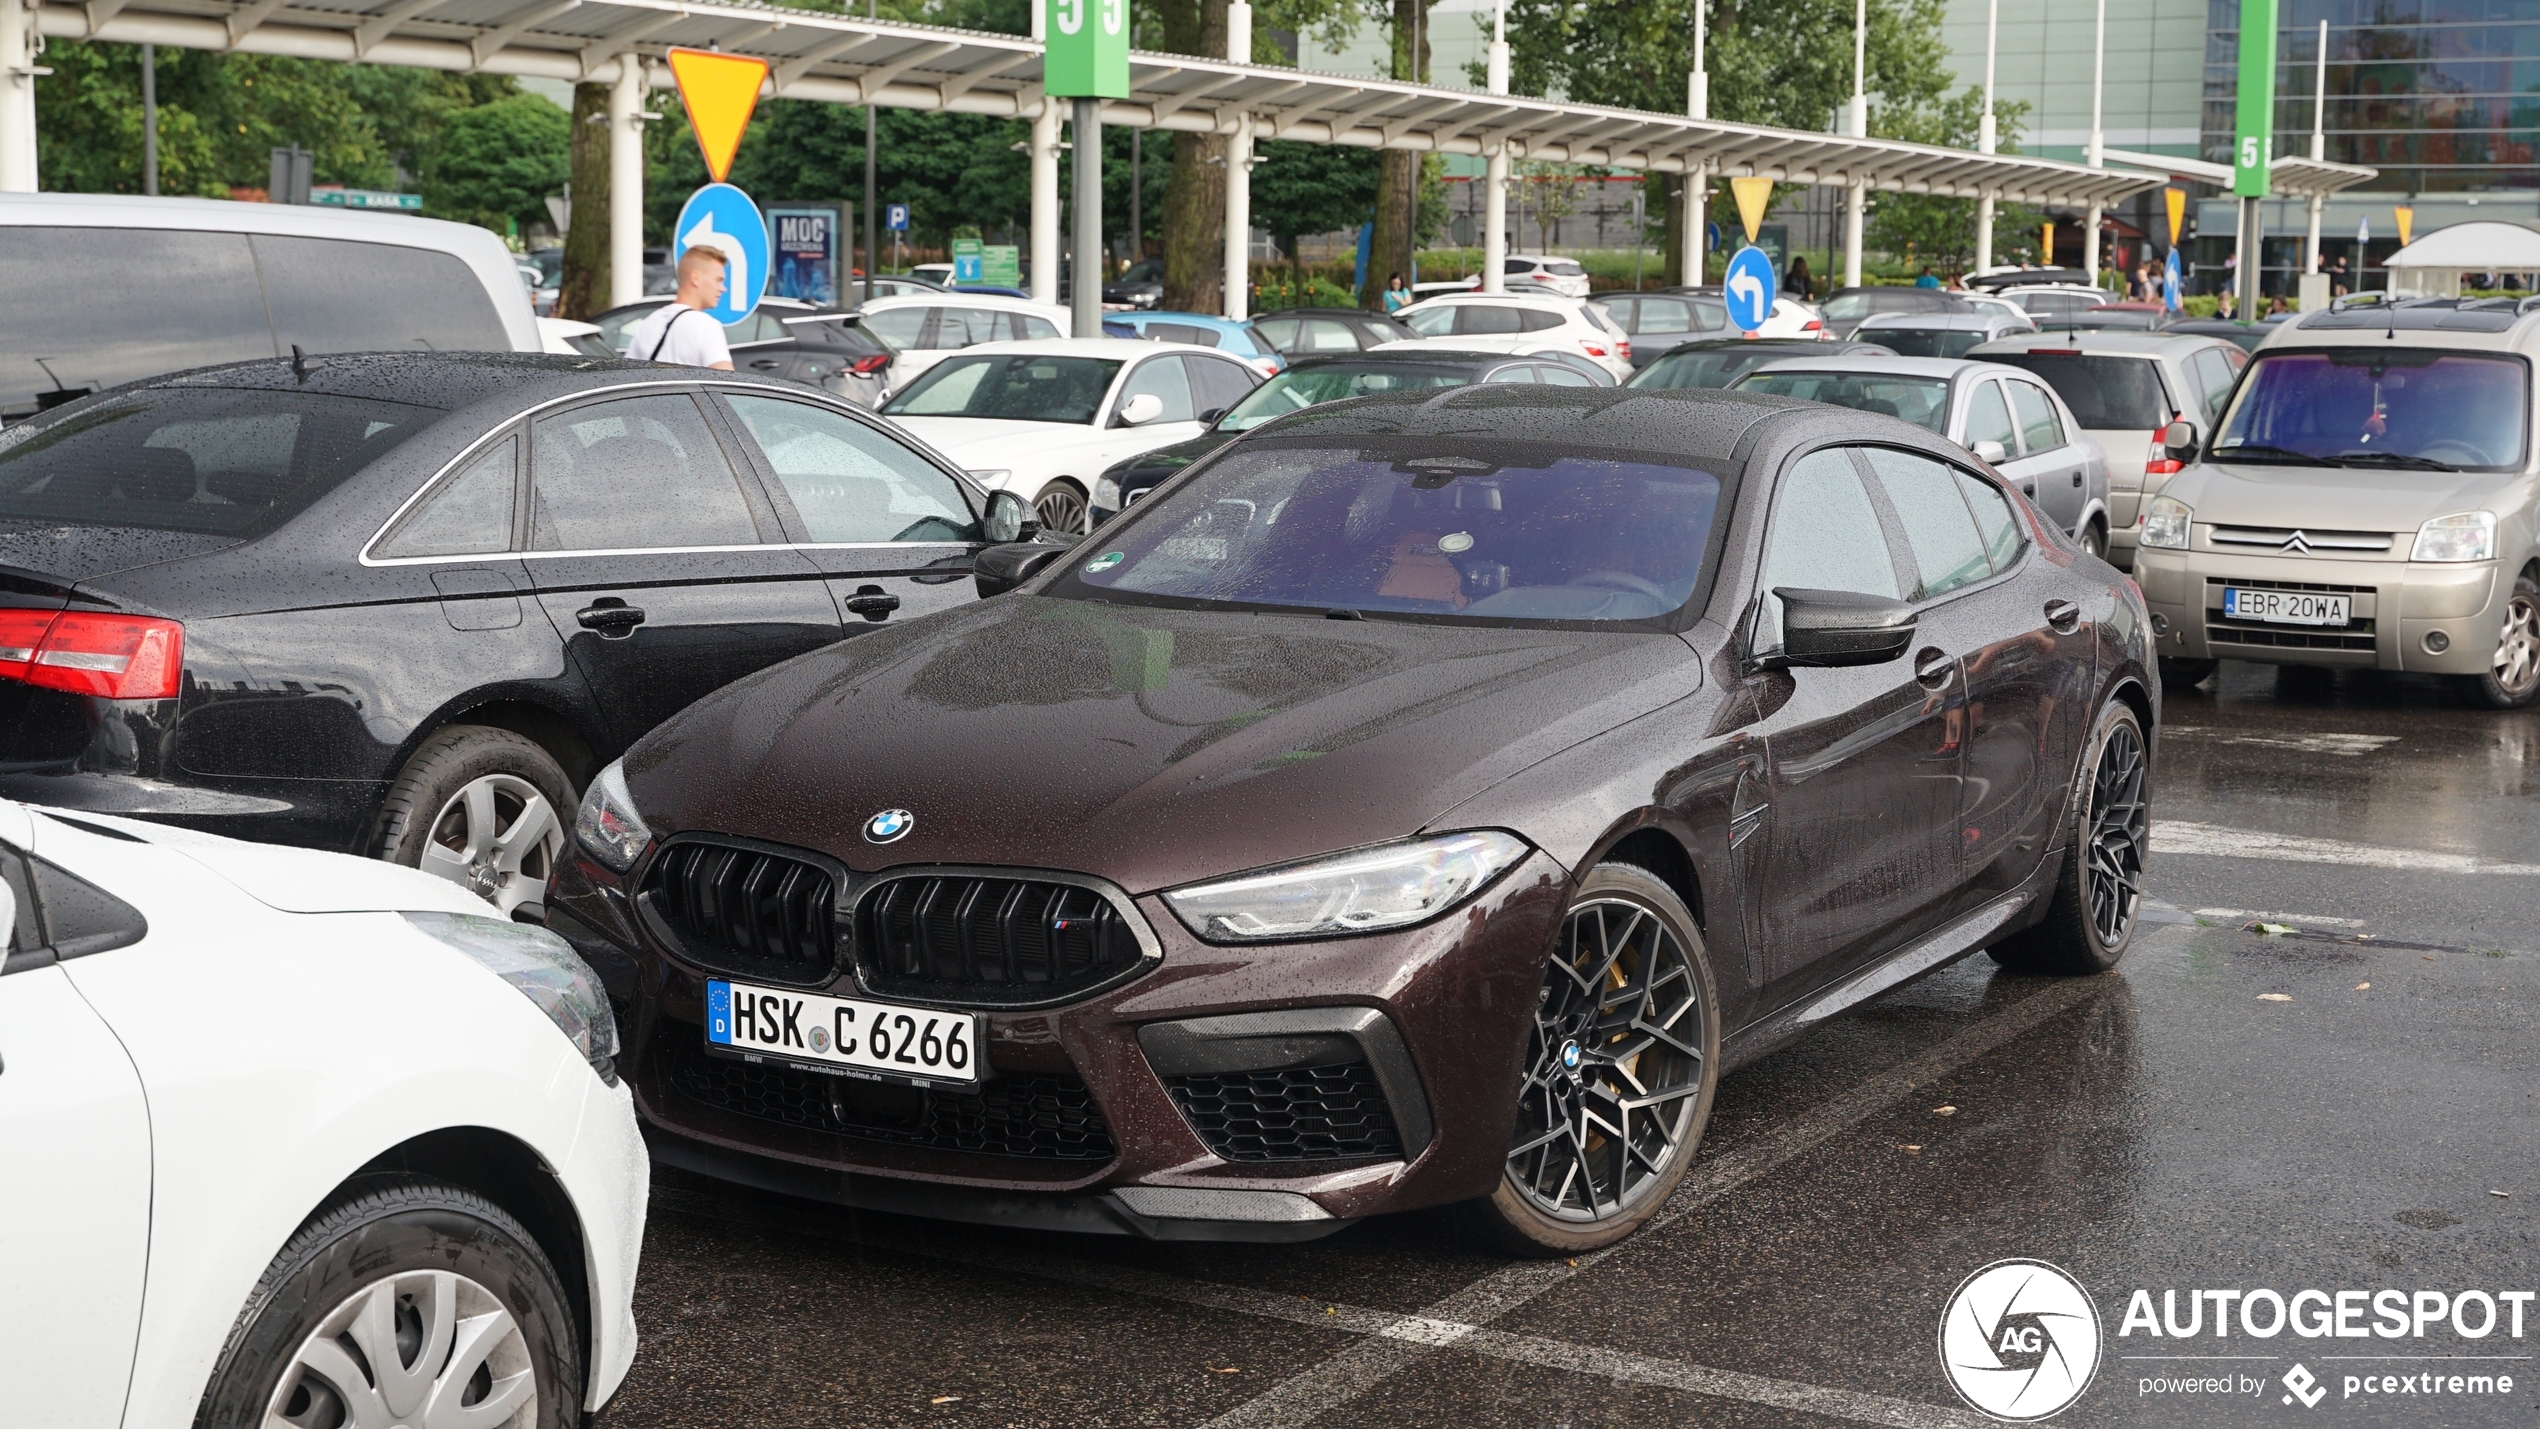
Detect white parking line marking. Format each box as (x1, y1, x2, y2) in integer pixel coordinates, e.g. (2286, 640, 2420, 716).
(1203, 973, 2113, 1429)
(2163, 726, 2399, 757)
(2153, 821, 2540, 876)
(2192, 907, 2369, 929)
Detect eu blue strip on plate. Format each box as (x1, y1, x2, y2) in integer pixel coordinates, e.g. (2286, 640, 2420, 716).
(706, 980, 732, 1045)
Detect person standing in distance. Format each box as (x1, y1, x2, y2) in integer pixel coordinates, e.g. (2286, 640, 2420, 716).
(622, 245, 736, 370)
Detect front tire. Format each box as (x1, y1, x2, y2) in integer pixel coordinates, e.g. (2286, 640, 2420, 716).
(370, 725, 573, 920)
(1032, 480, 1091, 537)
(2078, 520, 2109, 562)
(2466, 574, 2540, 709)
(1468, 861, 1720, 1257)
(194, 1176, 582, 1429)
(1991, 699, 2149, 975)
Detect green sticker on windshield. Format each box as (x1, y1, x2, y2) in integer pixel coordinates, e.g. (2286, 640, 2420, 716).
(1085, 551, 1126, 574)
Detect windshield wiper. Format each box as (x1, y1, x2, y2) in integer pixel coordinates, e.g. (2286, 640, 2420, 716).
(2207, 443, 2317, 463)
(2330, 450, 2460, 471)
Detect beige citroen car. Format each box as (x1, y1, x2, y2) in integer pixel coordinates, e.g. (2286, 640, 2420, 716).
(2134, 296, 2540, 707)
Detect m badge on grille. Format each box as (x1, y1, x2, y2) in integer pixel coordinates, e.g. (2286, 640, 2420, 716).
(865, 808, 914, 844)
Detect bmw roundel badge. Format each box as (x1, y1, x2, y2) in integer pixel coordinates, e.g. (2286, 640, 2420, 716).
(864, 808, 914, 844)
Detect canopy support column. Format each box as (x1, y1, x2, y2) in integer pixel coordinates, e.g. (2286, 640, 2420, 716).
(1482, 149, 1507, 293)
(1222, 0, 1251, 320)
(608, 54, 646, 309)
(1029, 100, 1062, 306)
(0, 0, 38, 193)
(1975, 195, 1994, 274)
(1071, 96, 1101, 338)
(2085, 204, 2102, 279)
(2305, 193, 2322, 273)
(1842, 181, 1864, 289)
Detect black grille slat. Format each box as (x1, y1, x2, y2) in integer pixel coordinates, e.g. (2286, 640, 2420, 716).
(858, 872, 1148, 1008)
(666, 1035, 1115, 1161)
(640, 841, 838, 983)
(1165, 1064, 1404, 1163)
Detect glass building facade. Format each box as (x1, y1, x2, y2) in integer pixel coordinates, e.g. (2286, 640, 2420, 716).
(2206, 0, 2540, 193)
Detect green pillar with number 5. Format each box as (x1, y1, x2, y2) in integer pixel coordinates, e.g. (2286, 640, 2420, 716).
(1046, 0, 1129, 99)
(2232, 0, 2277, 198)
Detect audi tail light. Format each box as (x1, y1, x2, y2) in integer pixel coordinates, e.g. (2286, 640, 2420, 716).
(0, 608, 184, 700)
(848, 353, 891, 376)
(1580, 341, 1610, 358)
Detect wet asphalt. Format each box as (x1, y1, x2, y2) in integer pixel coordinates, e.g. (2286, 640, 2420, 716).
(597, 661, 2540, 1429)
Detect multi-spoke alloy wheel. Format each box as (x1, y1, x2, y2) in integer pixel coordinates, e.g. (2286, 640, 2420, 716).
(420, 773, 562, 920)
(2083, 718, 2149, 948)
(266, 1271, 538, 1429)
(2492, 591, 2540, 698)
(1479, 863, 1718, 1253)
(1033, 483, 1090, 536)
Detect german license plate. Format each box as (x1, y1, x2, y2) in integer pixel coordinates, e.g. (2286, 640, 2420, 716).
(705, 979, 983, 1087)
(2222, 587, 2350, 627)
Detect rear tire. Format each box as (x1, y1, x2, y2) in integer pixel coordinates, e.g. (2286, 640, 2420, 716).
(1991, 699, 2148, 976)
(194, 1176, 581, 1429)
(2464, 574, 2540, 710)
(2158, 657, 2217, 691)
(2078, 520, 2109, 562)
(371, 725, 573, 920)
(1465, 861, 1720, 1257)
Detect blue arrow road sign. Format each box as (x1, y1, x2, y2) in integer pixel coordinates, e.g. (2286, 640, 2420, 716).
(1723, 245, 1778, 333)
(673, 182, 770, 327)
(886, 203, 909, 232)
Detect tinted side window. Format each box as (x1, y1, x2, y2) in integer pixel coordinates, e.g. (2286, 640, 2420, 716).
(1964, 380, 2019, 451)
(1516, 308, 1566, 333)
(1300, 319, 1362, 352)
(1483, 364, 1536, 383)
(1458, 305, 1524, 336)
(34, 856, 148, 959)
(1536, 365, 1598, 387)
(530, 394, 760, 550)
(1252, 317, 1300, 350)
(861, 306, 929, 348)
(1117, 356, 1197, 423)
(724, 395, 978, 544)
(2191, 348, 2239, 423)
(379, 434, 518, 557)
(1760, 449, 1903, 601)
(1863, 448, 1991, 600)
(2006, 381, 2065, 452)
(0, 227, 276, 419)
(1186, 357, 1256, 415)
(1015, 315, 1063, 341)
(252, 235, 509, 355)
(935, 307, 1001, 348)
(1955, 469, 2026, 573)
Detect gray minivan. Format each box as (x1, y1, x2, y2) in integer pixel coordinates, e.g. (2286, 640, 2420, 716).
(1, 194, 539, 423)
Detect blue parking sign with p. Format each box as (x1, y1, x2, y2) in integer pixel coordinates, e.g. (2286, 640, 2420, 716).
(1723, 245, 1778, 333)
(886, 203, 910, 232)
(673, 182, 770, 326)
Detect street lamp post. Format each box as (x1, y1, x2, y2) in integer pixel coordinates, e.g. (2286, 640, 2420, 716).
(1841, 0, 1866, 289)
(1975, 0, 1997, 275)
(1484, 0, 1509, 295)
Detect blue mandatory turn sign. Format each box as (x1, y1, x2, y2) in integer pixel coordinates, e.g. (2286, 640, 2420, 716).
(1723, 245, 1778, 333)
(672, 182, 770, 327)
(886, 202, 910, 232)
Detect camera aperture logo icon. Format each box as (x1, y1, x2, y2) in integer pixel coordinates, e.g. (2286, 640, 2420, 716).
(864, 808, 914, 844)
(1939, 1259, 2102, 1422)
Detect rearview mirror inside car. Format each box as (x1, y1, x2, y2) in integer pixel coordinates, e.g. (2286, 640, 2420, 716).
(974, 541, 1069, 598)
(1116, 392, 1167, 427)
(1970, 439, 2008, 465)
(2162, 418, 2200, 463)
(1764, 588, 1919, 668)
(983, 489, 1041, 545)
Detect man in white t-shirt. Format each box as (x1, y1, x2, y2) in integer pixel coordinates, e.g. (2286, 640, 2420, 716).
(621, 245, 737, 370)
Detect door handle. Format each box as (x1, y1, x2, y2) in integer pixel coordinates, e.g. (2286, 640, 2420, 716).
(2044, 599, 2082, 633)
(2071, 470, 2085, 487)
(575, 599, 647, 637)
(2020, 481, 2038, 496)
(1913, 647, 1955, 689)
(844, 585, 902, 622)
(749, 358, 783, 370)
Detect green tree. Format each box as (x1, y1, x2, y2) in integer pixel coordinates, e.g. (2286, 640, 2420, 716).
(1864, 87, 2039, 277)
(1252, 139, 1382, 260)
(424, 93, 570, 234)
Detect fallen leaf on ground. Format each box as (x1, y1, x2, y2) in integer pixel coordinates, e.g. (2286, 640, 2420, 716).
(2425, 955, 2437, 961)
(1566, 1259, 1578, 1267)
(2493, 1190, 2512, 1198)
(2248, 922, 2296, 935)
(1934, 1105, 1958, 1116)
(1208, 1366, 1241, 1374)
(931, 1397, 962, 1405)
(2258, 993, 2293, 1002)
(1325, 1306, 1337, 1315)
(2355, 982, 2371, 990)
(1899, 1144, 1923, 1153)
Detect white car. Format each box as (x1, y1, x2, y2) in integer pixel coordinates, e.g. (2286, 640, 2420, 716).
(880, 337, 1264, 534)
(0, 801, 646, 1428)
(537, 315, 616, 357)
(1389, 292, 1635, 380)
(1438, 254, 1594, 300)
(860, 291, 1072, 384)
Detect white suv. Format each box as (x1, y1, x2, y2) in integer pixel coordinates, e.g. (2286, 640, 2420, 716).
(860, 291, 1073, 386)
(1389, 293, 1634, 380)
(1439, 254, 1593, 300)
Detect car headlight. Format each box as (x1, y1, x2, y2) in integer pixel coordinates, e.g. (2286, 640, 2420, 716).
(1161, 830, 1530, 943)
(2412, 510, 2496, 563)
(405, 912, 620, 1081)
(2140, 495, 2193, 550)
(572, 758, 653, 873)
(1093, 476, 1123, 509)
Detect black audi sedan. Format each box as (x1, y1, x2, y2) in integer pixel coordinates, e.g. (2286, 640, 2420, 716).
(1090, 348, 1617, 520)
(1625, 336, 1896, 391)
(0, 353, 990, 915)
(548, 384, 2156, 1254)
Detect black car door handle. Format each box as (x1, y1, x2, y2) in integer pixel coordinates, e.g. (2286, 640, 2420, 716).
(2071, 470, 2085, 487)
(576, 601, 647, 637)
(750, 358, 783, 370)
(1914, 647, 1955, 688)
(844, 585, 902, 622)
(2045, 599, 2083, 633)
(2020, 481, 2038, 496)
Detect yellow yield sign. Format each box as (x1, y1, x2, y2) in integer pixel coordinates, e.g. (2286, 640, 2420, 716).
(667, 47, 771, 184)
(1728, 176, 1773, 245)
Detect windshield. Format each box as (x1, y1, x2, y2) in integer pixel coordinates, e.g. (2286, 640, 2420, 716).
(1219, 365, 1471, 431)
(1401, 306, 1458, 337)
(1628, 349, 1790, 389)
(1062, 444, 1723, 625)
(881, 354, 1123, 424)
(0, 387, 444, 538)
(1983, 351, 2171, 429)
(1731, 371, 1951, 432)
(1861, 328, 1988, 359)
(2211, 350, 2529, 471)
